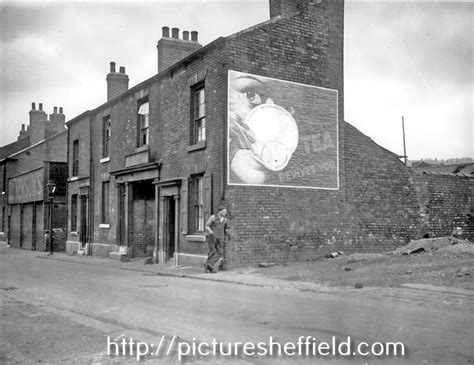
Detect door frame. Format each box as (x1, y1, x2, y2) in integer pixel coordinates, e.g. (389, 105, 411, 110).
(158, 183, 180, 264)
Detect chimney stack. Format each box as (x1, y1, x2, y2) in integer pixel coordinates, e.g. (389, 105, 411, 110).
(269, 0, 317, 18)
(18, 123, 29, 141)
(29, 102, 48, 144)
(47, 106, 66, 139)
(157, 26, 202, 73)
(106, 61, 129, 101)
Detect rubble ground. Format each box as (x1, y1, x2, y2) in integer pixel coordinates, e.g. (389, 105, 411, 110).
(236, 237, 474, 290)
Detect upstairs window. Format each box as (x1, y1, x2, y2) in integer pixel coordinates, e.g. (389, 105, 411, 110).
(138, 101, 149, 147)
(102, 116, 111, 158)
(191, 85, 206, 144)
(72, 140, 79, 177)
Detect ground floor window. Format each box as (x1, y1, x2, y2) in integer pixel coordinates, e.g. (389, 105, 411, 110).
(188, 175, 204, 233)
(71, 195, 78, 231)
(1, 206, 5, 232)
(101, 182, 110, 224)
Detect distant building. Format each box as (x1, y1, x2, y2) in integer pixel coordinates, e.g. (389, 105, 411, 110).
(0, 103, 68, 251)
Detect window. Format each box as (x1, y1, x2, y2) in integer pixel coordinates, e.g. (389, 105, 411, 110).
(188, 175, 204, 233)
(1, 165, 6, 193)
(102, 116, 111, 158)
(72, 140, 79, 177)
(1, 207, 5, 232)
(71, 195, 78, 232)
(138, 101, 149, 147)
(191, 85, 206, 144)
(101, 182, 110, 224)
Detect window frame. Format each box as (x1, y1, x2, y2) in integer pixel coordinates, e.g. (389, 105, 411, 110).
(191, 83, 206, 145)
(72, 140, 79, 177)
(1, 206, 5, 232)
(188, 174, 204, 233)
(137, 99, 150, 148)
(71, 194, 78, 232)
(1, 165, 6, 193)
(101, 182, 110, 224)
(102, 116, 111, 158)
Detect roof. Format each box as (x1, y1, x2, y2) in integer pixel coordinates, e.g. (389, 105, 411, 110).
(0, 131, 66, 163)
(412, 162, 474, 177)
(0, 136, 31, 160)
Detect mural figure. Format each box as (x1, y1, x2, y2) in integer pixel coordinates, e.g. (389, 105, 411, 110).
(228, 71, 298, 185)
(228, 70, 339, 189)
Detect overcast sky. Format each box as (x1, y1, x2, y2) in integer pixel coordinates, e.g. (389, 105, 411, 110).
(0, 1, 472, 160)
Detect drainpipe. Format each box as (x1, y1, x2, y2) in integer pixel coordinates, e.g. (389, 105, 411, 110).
(88, 113, 94, 254)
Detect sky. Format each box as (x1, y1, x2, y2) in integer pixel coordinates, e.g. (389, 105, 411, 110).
(0, 0, 472, 160)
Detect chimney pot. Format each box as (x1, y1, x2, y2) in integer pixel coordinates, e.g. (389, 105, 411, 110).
(59, 107, 63, 114)
(39, 103, 43, 111)
(32, 102, 36, 110)
(22, 124, 25, 131)
(53, 106, 58, 114)
(162, 26, 170, 38)
(110, 61, 116, 73)
(119, 66, 126, 74)
(172, 27, 179, 39)
(191, 31, 198, 42)
(183, 31, 189, 41)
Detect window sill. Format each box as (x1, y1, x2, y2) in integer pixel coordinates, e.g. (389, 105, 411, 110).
(187, 140, 206, 153)
(99, 224, 110, 229)
(186, 234, 206, 242)
(100, 157, 110, 164)
(70, 231, 78, 236)
(135, 145, 149, 153)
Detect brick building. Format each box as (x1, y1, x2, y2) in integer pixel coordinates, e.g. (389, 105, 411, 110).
(0, 103, 68, 251)
(64, 0, 472, 267)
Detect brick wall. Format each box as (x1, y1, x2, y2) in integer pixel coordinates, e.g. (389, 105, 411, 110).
(343, 122, 421, 251)
(413, 173, 473, 239)
(222, 2, 346, 266)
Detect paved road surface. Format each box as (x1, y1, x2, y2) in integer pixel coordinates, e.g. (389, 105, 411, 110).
(1, 246, 473, 364)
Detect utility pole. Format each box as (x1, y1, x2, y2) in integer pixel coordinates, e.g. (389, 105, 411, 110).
(402, 116, 407, 166)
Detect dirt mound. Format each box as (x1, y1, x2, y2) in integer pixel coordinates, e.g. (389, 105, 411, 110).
(436, 241, 474, 255)
(393, 237, 472, 255)
(336, 253, 388, 264)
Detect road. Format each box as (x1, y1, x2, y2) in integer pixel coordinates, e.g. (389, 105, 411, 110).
(1, 245, 473, 364)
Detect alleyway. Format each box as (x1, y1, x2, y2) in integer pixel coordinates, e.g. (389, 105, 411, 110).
(1, 245, 473, 364)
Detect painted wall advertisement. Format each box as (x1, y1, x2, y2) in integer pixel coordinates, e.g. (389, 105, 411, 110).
(8, 168, 44, 204)
(227, 70, 339, 189)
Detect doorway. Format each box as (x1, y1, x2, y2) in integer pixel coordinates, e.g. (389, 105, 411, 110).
(79, 195, 87, 247)
(163, 196, 176, 262)
(118, 184, 126, 247)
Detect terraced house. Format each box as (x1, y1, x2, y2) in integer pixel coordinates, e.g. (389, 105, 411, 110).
(63, 0, 472, 268)
(0, 104, 68, 252)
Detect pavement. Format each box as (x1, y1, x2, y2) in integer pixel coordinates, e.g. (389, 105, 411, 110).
(32, 248, 474, 306)
(34, 250, 337, 293)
